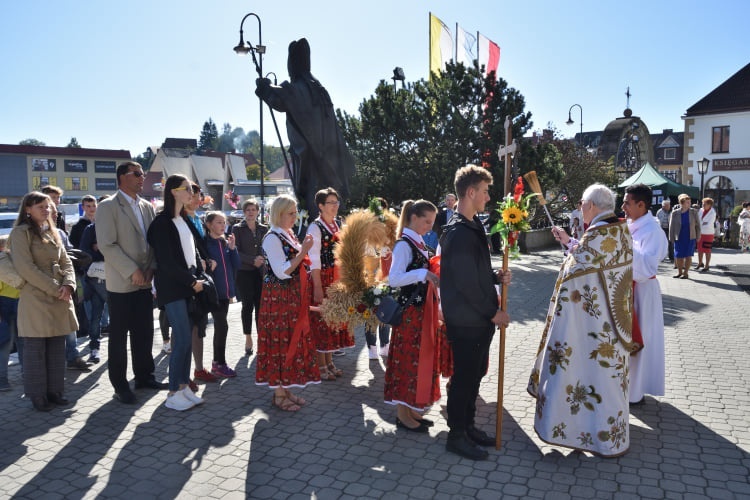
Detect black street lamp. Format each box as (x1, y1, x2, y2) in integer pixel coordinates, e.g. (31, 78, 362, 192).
(697, 157, 710, 201)
(566, 104, 583, 146)
(233, 13, 266, 219)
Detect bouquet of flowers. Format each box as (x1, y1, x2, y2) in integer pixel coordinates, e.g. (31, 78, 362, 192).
(490, 176, 534, 259)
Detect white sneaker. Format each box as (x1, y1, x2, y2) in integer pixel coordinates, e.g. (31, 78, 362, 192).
(379, 343, 390, 357)
(368, 346, 379, 359)
(162, 341, 171, 354)
(165, 390, 195, 411)
(181, 386, 204, 405)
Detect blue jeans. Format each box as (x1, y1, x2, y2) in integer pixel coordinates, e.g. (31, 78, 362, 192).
(0, 296, 19, 381)
(86, 278, 108, 350)
(65, 331, 80, 362)
(164, 299, 193, 392)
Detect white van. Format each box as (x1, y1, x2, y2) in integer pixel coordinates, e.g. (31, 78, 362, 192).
(0, 213, 17, 236)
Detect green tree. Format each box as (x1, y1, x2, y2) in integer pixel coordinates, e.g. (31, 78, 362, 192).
(338, 62, 532, 208)
(19, 138, 46, 146)
(67, 137, 81, 148)
(198, 118, 219, 152)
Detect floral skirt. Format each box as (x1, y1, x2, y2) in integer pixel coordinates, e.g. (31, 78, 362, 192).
(384, 306, 441, 411)
(309, 267, 354, 352)
(255, 280, 321, 389)
(437, 323, 453, 378)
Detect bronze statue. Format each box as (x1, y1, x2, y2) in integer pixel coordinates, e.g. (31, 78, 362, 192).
(256, 38, 355, 219)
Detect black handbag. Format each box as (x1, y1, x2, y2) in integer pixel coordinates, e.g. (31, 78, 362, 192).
(191, 269, 220, 317)
(375, 288, 419, 327)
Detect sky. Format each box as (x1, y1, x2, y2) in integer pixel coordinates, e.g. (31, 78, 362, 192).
(2, 1, 749, 157)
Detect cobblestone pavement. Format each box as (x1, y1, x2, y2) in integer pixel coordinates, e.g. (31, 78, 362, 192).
(1, 247, 749, 499)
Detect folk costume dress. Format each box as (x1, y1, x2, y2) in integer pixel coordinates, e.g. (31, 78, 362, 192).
(628, 214, 667, 404)
(307, 218, 354, 352)
(384, 229, 441, 411)
(528, 212, 634, 457)
(739, 208, 750, 251)
(255, 227, 320, 389)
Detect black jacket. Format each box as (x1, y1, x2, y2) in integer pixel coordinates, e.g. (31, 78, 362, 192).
(147, 212, 202, 307)
(439, 213, 499, 331)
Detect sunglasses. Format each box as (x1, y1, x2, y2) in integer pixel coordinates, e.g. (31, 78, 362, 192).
(173, 185, 194, 193)
(125, 170, 145, 178)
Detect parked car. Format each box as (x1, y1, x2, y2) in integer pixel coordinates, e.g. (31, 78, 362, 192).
(0, 213, 18, 236)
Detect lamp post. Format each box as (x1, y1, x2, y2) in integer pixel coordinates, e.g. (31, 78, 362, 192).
(566, 104, 583, 146)
(233, 13, 266, 219)
(697, 157, 710, 201)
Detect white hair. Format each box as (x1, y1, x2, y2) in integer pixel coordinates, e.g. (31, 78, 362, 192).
(581, 184, 616, 212)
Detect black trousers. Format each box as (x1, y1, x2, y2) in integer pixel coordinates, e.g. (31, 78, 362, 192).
(662, 227, 674, 260)
(107, 289, 155, 392)
(236, 269, 262, 335)
(445, 324, 494, 433)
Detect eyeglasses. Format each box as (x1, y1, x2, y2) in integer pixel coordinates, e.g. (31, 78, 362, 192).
(325, 200, 341, 206)
(173, 185, 193, 193)
(126, 171, 145, 178)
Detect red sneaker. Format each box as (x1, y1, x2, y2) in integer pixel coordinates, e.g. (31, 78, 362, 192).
(194, 369, 218, 382)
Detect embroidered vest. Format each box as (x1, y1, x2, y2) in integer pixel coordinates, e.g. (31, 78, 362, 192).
(314, 219, 337, 269)
(262, 232, 303, 285)
(397, 237, 429, 307)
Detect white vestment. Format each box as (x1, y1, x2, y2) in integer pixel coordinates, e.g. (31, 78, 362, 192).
(529, 216, 634, 457)
(628, 214, 668, 403)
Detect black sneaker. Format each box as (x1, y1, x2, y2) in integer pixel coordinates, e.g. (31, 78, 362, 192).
(89, 349, 100, 364)
(446, 433, 489, 460)
(67, 357, 92, 372)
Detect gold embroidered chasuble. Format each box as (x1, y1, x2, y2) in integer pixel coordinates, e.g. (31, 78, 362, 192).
(528, 217, 634, 457)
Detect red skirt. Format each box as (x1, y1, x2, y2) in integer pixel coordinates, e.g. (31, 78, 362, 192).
(309, 267, 354, 352)
(384, 305, 441, 411)
(255, 280, 321, 388)
(698, 233, 714, 253)
(437, 323, 453, 378)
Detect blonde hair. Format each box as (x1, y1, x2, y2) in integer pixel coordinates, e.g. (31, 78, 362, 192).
(269, 195, 297, 228)
(396, 199, 437, 237)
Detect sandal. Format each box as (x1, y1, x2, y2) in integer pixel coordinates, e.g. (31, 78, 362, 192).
(285, 390, 306, 406)
(327, 362, 343, 377)
(319, 365, 336, 381)
(272, 394, 301, 412)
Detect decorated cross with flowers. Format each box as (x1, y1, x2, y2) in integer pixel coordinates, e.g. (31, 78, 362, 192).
(490, 176, 535, 259)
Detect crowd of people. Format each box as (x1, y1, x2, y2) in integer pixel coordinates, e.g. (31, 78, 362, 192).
(2, 158, 748, 460)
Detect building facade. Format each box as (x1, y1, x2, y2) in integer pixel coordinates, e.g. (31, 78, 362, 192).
(0, 144, 131, 209)
(683, 62, 750, 220)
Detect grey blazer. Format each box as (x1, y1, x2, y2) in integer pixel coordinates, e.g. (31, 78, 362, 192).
(96, 191, 156, 293)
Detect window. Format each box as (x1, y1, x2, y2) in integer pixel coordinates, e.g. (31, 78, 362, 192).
(712, 126, 729, 153)
(663, 148, 676, 160)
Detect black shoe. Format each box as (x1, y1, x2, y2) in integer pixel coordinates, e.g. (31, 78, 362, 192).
(245, 347, 254, 356)
(134, 378, 169, 390)
(396, 418, 429, 433)
(446, 433, 489, 460)
(113, 390, 137, 405)
(67, 357, 92, 372)
(466, 425, 496, 447)
(31, 395, 55, 412)
(629, 397, 645, 406)
(417, 417, 435, 427)
(46, 393, 70, 406)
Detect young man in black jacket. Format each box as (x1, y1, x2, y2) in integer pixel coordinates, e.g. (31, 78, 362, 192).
(439, 164, 511, 460)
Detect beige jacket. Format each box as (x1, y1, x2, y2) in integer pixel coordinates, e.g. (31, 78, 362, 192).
(9, 224, 78, 338)
(668, 207, 701, 242)
(96, 191, 155, 293)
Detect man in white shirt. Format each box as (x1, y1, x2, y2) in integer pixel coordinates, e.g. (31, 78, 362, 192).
(622, 184, 668, 405)
(569, 200, 584, 238)
(655, 199, 673, 261)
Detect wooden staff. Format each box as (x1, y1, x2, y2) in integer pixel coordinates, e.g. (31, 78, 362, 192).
(495, 116, 516, 450)
(524, 171, 566, 250)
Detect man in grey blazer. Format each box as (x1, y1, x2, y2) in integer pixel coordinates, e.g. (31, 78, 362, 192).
(97, 161, 166, 404)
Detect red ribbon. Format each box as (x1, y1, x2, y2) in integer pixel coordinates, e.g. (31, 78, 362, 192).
(285, 256, 311, 366)
(415, 281, 439, 406)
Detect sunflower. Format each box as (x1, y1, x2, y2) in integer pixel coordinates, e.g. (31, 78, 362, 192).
(502, 206, 525, 224)
(347, 306, 355, 315)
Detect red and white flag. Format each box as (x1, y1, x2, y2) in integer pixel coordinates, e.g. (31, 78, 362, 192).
(478, 33, 501, 79)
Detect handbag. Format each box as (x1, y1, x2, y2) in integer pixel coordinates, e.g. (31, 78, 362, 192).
(0, 251, 25, 290)
(375, 288, 420, 327)
(193, 269, 220, 315)
(86, 261, 106, 280)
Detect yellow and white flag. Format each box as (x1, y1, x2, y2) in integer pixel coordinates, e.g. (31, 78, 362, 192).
(429, 13, 453, 77)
